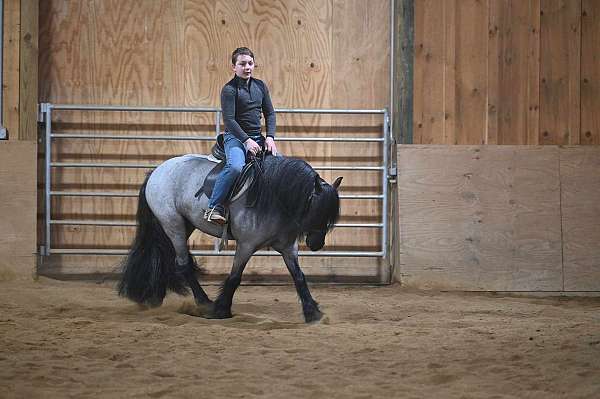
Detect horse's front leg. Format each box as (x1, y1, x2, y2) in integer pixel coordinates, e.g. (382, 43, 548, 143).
(273, 241, 323, 323)
(209, 243, 255, 319)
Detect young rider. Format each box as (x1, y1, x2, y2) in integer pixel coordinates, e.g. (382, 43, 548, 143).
(204, 47, 277, 224)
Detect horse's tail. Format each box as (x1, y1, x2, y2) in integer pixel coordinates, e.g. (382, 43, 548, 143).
(117, 172, 188, 307)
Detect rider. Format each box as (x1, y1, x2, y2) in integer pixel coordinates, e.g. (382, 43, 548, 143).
(204, 47, 278, 224)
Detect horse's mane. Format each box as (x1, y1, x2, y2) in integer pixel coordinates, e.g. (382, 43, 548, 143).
(248, 155, 339, 234)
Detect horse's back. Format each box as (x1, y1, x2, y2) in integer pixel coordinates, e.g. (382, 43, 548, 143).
(145, 154, 218, 220)
(157, 153, 217, 171)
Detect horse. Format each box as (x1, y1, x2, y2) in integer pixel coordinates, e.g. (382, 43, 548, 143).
(117, 153, 342, 323)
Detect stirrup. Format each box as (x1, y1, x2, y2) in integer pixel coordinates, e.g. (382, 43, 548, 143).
(204, 207, 227, 224)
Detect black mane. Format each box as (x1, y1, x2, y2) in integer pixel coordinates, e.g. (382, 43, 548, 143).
(248, 155, 339, 234)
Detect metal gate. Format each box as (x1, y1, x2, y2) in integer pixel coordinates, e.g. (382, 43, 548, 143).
(39, 103, 392, 279)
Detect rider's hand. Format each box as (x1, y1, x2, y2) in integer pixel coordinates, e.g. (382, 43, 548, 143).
(265, 137, 277, 156)
(243, 138, 261, 155)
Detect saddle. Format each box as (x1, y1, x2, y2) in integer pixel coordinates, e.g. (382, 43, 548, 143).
(194, 135, 262, 205)
(195, 138, 264, 251)
(194, 160, 256, 203)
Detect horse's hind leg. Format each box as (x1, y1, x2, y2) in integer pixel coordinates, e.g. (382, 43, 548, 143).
(178, 251, 212, 306)
(163, 218, 211, 305)
(273, 241, 323, 323)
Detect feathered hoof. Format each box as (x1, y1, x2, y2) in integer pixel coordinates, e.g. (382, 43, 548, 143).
(205, 309, 233, 319)
(204, 304, 233, 319)
(177, 301, 229, 319)
(304, 309, 324, 324)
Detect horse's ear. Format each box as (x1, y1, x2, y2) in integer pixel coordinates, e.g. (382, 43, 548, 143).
(314, 174, 323, 193)
(332, 176, 343, 190)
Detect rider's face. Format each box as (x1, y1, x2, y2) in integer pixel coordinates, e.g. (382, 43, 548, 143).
(232, 55, 254, 80)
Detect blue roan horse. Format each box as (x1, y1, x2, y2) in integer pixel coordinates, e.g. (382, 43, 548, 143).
(118, 154, 342, 323)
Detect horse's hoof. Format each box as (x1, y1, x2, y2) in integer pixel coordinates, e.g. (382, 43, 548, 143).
(304, 310, 324, 324)
(205, 308, 233, 319)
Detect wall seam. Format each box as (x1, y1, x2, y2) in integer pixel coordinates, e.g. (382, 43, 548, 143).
(558, 147, 565, 291)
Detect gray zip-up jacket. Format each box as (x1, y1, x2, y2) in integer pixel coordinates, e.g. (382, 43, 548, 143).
(221, 75, 276, 143)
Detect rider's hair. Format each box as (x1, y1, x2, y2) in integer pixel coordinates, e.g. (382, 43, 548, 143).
(231, 47, 254, 65)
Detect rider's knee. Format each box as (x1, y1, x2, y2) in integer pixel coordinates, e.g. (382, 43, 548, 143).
(228, 162, 244, 176)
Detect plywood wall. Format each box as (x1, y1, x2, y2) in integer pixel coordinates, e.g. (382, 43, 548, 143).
(0, 142, 37, 279)
(39, 1, 389, 114)
(560, 146, 600, 291)
(414, 0, 600, 145)
(37, 0, 390, 280)
(398, 145, 600, 292)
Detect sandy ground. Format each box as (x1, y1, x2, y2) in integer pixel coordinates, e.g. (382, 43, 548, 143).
(1, 277, 599, 399)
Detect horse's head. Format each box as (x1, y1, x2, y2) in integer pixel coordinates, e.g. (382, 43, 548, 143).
(305, 176, 342, 251)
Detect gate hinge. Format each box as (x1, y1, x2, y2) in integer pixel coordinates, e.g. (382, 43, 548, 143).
(38, 103, 49, 123)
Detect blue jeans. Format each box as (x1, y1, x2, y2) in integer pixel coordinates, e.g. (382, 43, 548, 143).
(208, 132, 261, 208)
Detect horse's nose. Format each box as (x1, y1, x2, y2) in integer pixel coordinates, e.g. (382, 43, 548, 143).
(306, 235, 325, 251)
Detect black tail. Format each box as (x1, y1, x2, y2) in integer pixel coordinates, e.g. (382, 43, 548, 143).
(117, 173, 188, 307)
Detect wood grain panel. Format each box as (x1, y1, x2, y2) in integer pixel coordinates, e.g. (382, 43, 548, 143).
(413, 0, 596, 145)
(487, 0, 500, 144)
(540, 0, 581, 145)
(19, 0, 39, 141)
(581, 0, 600, 145)
(398, 145, 562, 291)
(38, 1, 390, 279)
(40, 1, 196, 255)
(527, 0, 541, 145)
(394, 0, 414, 144)
(415, 0, 489, 145)
(331, 0, 388, 256)
(561, 146, 600, 291)
(414, 0, 445, 144)
(453, 0, 488, 144)
(0, 142, 37, 256)
(488, 0, 540, 144)
(332, 0, 389, 110)
(443, 0, 456, 144)
(3, 0, 20, 138)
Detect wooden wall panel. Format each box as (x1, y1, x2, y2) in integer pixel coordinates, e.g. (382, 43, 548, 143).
(38, 1, 390, 279)
(393, 0, 414, 144)
(488, 0, 540, 145)
(331, 0, 389, 252)
(414, 0, 444, 144)
(539, 0, 581, 145)
(398, 145, 563, 291)
(561, 147, 600, 291)
(398, 145, 600, 291)
(527, 0, 541, 145)
(581, 0, 600, 145)
(413, 0, 597, 145)
(0, 142, 37, 278)
(332, 0, 389, 111)
(3, 0, 20, 137)
(415, 0, 490, 144)
(19, 0, 39, 141)
(442, 0, 456, 145)
(453, 0, 488, 144)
